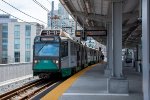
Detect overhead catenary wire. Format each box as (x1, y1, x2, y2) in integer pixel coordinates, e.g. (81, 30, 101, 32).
(33, 0, 49, 12)
(0, 8, 43, 28)
(1, 0, 47, 25)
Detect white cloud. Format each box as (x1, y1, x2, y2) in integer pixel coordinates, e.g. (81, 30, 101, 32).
(0, 0, 60, 27)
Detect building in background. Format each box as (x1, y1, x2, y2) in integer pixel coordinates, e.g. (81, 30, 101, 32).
(0, 14, 43, 64)
(47, 1, 60, 29)
(47, 10, 59, 28)
(0, 14, 18, 63)
(7, 22, 42, 63)
(47, 1, 82, 38)
(47, 1, 106, 52)
(0, 14, 17, 23)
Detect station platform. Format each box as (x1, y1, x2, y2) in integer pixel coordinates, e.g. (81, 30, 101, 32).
(42, 63, 143, 100)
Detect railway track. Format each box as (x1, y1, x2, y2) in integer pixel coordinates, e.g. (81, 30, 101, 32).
(0, 79, 58, 100)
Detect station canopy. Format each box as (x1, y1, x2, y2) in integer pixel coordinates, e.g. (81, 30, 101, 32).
(59, 0, 141, 48)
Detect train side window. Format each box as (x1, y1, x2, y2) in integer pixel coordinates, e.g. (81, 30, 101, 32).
(61, 41, 68, 57)
(74, 43, 77, 55)
(94, 51, 96, 56)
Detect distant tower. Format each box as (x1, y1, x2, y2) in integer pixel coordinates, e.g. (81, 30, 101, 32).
(51, 1, 54, 29)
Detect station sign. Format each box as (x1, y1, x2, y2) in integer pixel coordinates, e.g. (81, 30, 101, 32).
(75, 30, 107, 37)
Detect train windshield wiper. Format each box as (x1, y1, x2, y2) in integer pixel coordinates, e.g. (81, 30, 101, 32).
(36, 42, 47, 55)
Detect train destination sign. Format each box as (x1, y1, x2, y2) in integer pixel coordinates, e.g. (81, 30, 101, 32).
(75, 30, 107, 37)
(41, 37, 54, 41)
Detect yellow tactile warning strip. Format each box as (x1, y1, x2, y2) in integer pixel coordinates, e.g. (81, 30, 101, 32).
(42, 63, 100, 100)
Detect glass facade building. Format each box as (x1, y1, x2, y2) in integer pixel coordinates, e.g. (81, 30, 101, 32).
(14, 25, 20, 62)
(2, 24, 8, 63)
(47, 2, 82, 37)
(14, 25, 20, 50)
(25, 25, 31, 62)
(0, 14, 43, 64)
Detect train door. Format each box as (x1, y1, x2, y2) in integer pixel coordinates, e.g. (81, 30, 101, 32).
(96, 51, 98, 63)
(77, 44, 80, 70)
(85, 47, 88, 67)
(81, 46, 84, 69)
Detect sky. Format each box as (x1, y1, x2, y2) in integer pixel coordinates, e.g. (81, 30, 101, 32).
(0, 0, 60, 26)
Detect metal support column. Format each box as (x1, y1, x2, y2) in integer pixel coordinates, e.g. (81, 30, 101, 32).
(75, 16, 77, 31)
(112, 1, 122, 78)
(104, 23, 113, 77)
(108, 1, 128, 93)
(142, 0, 150, 99)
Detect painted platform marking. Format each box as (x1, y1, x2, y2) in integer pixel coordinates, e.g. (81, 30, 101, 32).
(63, 93, 129, 96)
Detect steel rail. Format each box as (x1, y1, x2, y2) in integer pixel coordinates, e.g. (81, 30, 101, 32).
(0, 79, 43, 100)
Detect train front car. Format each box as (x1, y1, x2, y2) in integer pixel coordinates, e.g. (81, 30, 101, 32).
(33, 30, 61, 78)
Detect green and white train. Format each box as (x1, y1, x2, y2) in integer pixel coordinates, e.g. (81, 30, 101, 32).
(33, 29, 103, 78)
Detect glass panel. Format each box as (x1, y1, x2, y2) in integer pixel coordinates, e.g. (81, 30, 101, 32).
(2, 31, 8, 38)
(2, 45, 7, 50)
(2, 24, 8, 31)
(14, 25, 20, 31)
(34, 43, 59, 56)
(25, 38, 31, 44)
(14, 38, 20, 49)
(25, 31, 31, 36)
(61, 42, 68, 57)
(25, 51, 30, 62)
(14, 52, 20, 62)
(25, 25, 31, 36)
(14, 39, 20, 44)
(25, 44, 30, 49)
(14, 52, 20, 57)
(2, 58, 7, 64)
(2, 51, 7, 58)
(25, 38, 31, 49)
(25, 25, 31, 31)
(14, 25, 20, 39)
(2, 38, 8, 43)
(14, 44, 20, 49)
(14, 31, 20, 37)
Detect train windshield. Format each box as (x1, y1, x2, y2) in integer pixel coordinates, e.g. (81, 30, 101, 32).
(34, 43, 59, 57)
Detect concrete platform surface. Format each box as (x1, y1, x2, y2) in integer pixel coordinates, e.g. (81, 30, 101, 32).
(60, 64, 143, 100)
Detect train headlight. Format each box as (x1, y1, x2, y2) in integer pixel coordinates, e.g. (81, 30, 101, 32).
(34, 60, 39, 64)
(56, 60, 59, 64)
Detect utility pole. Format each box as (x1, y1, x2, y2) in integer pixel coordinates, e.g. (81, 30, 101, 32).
(51, 1, 54, 29)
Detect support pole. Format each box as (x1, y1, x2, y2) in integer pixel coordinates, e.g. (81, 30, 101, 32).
(112, 1, 123, 78)
(75, 16, 77, 31)
(104, 23, 113, 77)
(108, 1, 128, 94)
(142, 0, 150, 99)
